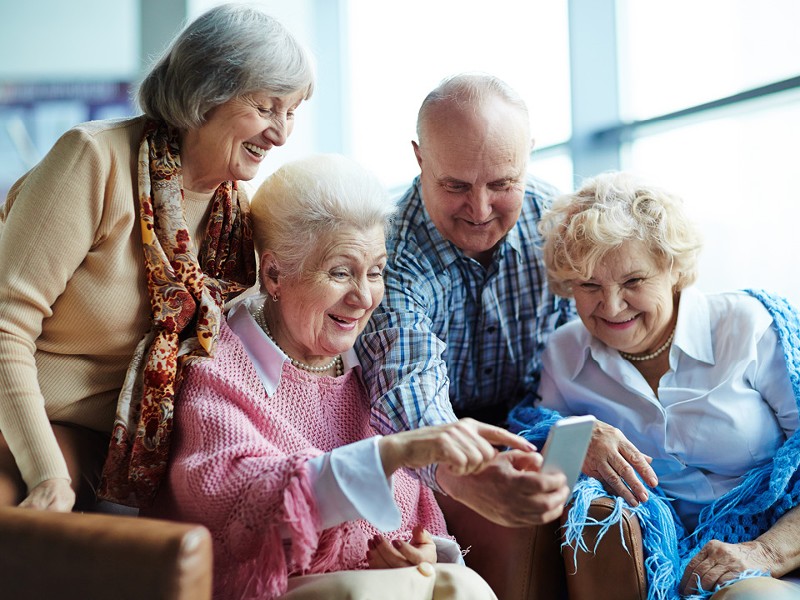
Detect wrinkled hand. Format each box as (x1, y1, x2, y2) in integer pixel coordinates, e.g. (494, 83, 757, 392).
(367, 524, 437, 569)
(680, 540, 775, 595)
(378, 418, 535, 478)
(18, 478, 75, 512)
(582, 420, 658, 506)
(438, 449, 569, 527)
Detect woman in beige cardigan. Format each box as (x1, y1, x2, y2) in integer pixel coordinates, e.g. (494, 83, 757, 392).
(0, 3, 314, 512)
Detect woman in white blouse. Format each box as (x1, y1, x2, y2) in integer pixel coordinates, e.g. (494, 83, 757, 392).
(529, 171, 800, 599)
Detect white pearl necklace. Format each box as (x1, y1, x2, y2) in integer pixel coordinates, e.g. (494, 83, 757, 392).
(253, 304, 343, 376)
(619, 328, 675, 362)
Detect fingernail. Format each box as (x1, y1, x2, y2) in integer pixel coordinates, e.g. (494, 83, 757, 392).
(392, 539, 402, 549)
(417, 562, 435, 577)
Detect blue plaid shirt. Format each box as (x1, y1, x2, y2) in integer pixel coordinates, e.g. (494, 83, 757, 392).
(356, 175, 574, 489)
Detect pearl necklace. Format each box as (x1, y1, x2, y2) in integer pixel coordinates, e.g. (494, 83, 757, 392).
(253, 304, 343, 376)
(619, 328, 675, 362)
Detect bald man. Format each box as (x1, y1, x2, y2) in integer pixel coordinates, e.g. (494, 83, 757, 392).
(357, 73, 574, 527)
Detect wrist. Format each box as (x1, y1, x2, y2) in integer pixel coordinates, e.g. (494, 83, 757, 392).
(435, 465, 458, 497)
(753, 536, 796, 577)
(377, 436, 400, 478)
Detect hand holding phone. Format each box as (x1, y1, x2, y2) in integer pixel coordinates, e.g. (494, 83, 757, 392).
(540, 415, 596, 493)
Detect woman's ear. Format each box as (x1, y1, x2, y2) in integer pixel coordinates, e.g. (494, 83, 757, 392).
(259, 251, 281, 297)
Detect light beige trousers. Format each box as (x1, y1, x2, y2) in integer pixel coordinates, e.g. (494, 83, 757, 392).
(710, 577, 800, 600)
(278, 563, 497, 600)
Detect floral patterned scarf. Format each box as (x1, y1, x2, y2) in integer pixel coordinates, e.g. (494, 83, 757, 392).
(98, 119, 257, 507)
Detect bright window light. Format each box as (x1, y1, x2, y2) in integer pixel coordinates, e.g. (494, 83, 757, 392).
(619, 0, 800, 119)
(345, 0, 571, 189)
(627, 91, 800, 304)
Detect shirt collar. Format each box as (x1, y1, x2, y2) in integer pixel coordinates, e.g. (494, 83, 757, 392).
(227, 294, 360, 397)
(672, 286, 715, 364)
(412, 176, 519, 270)
(570, 285, 715, 379)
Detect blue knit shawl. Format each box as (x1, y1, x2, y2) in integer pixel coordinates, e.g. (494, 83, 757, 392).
(508, 289, 800, 599)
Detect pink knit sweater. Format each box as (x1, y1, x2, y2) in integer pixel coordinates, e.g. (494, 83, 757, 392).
(158, 322, 449, 600)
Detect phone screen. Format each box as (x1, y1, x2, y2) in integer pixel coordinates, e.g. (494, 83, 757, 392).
(540, 415, 596, 493)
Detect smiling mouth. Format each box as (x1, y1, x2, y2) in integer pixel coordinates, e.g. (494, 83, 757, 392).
(602, 315, 639, 329)
(462, 219, 493, 228)
(243, 142, 267, 158)
(329, 314, 357, 326)
(606, 316, 636, 324)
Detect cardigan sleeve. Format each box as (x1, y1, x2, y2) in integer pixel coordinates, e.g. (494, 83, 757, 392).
(0, 126, 110, 488)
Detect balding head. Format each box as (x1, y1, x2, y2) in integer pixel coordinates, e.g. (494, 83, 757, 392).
(411, 74, 532, 266)
(416, 73, 531, 147)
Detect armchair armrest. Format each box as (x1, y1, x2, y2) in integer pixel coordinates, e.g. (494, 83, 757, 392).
(436, 492, 567, 600)
(562, 497, 646, 600)
(0, 506, 212, 600)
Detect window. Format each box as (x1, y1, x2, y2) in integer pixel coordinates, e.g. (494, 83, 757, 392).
(615, 0, 800, 303)
(619, 0, 800, 119)
(345, 0, 571, 191)
(627, 90, 800, 300)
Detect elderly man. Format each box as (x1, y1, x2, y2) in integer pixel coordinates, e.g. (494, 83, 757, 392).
(356, 73, 573, 527)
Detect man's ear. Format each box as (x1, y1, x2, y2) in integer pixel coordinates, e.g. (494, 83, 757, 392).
(412, 140, 423, 170)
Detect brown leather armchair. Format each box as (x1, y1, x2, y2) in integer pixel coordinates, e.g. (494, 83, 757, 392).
(0, 507, 213, 600)
(0, 495, 647, 600)
(561, 498, 647, 600)
(436, 492, 567, 599)
(437, 494, 647, 600)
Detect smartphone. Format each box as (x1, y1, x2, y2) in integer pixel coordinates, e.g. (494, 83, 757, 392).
(540, 415, 596, 493)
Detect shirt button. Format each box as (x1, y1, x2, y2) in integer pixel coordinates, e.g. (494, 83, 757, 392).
(484, 367, 493, 375)
(417, 562, 435, 577)
(487, 326, 497, 334)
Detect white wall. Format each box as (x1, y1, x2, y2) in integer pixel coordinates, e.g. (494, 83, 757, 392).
(0, 0, 329, 195)
(0, 0, 139, 81)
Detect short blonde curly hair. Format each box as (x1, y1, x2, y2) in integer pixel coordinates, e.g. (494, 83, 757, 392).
(540, 171, 703, 297)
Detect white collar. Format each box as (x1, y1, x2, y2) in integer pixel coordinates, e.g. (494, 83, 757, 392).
(227, 295, 360, 396)
(671, 286, 715, 365)
(576, 285, 715, 379)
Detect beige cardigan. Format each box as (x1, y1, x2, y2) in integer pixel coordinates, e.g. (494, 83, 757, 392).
(0, 116, 220, 491)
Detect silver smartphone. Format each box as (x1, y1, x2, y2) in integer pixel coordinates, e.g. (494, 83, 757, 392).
(540, 415, 596, 493)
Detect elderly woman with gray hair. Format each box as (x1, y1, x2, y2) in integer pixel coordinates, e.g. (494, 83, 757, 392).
(509, 171, 800, 599)
(151, 154, 523, 599)
(0, 3, 314, 512)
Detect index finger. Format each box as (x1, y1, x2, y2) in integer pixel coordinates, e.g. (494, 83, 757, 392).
(391, 539, 430, 565)
(620, 444, 658, 488)
(470, 421, 537, 452)
(608, 458, 652, 505)
(371, 537, 412, 569)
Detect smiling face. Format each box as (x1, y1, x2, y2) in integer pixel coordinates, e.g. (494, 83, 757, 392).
(266, 225, 387, 366)
(180, 89, 306, 193)
(414, 96, 530, 266)
(571, 241, 679, 355)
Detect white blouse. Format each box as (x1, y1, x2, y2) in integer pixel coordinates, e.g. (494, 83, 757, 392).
(538, 287, 799, 529)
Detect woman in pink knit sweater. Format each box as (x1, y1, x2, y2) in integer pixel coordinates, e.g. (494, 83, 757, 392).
(153, 155, 534, 599)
